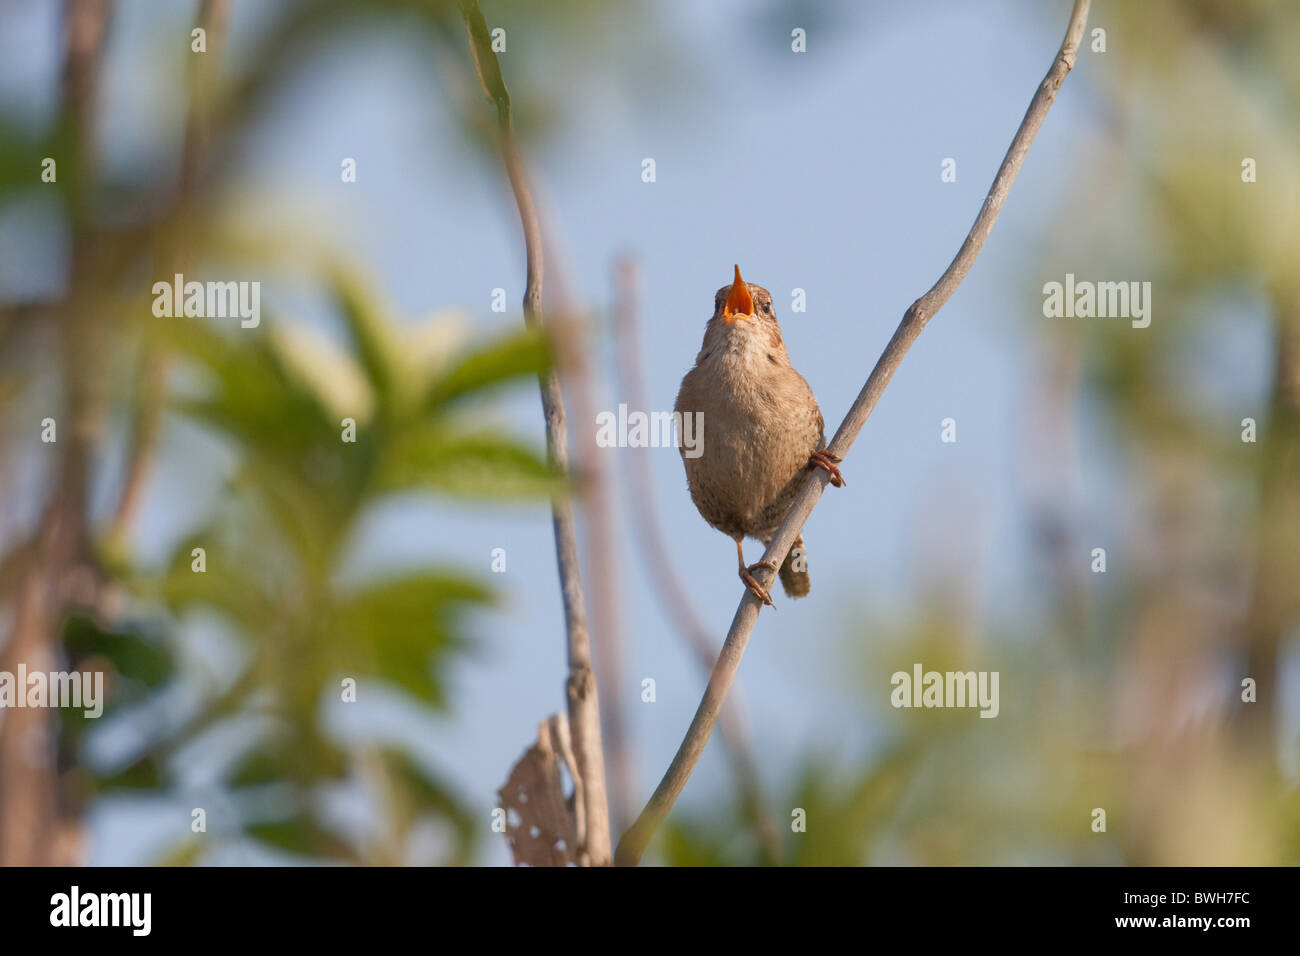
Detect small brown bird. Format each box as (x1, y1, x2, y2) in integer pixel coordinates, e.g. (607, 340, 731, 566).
(674, 265, 843, 606)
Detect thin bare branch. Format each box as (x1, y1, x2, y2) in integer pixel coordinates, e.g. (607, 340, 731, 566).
(108, 0, 230, 548)
(459, 0, 611, 865)
(615, 0, 1093, 866)
(569, 304, 632, 832)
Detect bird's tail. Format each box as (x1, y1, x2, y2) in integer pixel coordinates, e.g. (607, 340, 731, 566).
(778, 535, 811, 598)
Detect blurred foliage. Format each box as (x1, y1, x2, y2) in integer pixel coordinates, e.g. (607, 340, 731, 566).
(58, 277, 557, 864)
(0, 0, 595, 865)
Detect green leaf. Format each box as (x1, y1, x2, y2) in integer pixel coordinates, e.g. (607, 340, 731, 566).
(62, 615, 172, 691)
(0, 118, 49, 200)
(229, 734, 349, 787)
(787, 748, 919, 865)
(331, 572, 491, 704)
(166, 319, 340, 468)
(157, 526, 275, 630)
(330, 269, 404, 412)
(460, 0, 511, 116)
(267, 320, 374, 425)
(380, 747, 477, 865)
(423, 327, 551, 411)
(246, 818, 354, 860)
(94, 755, 166, 792)
(379, 428, 563, 499)
(229, 747, 286, 788)
(661, 819, 736, 867)
(150, 839, 205, 867)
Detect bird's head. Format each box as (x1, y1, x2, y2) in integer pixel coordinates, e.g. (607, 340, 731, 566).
(712, 265, 778, 331)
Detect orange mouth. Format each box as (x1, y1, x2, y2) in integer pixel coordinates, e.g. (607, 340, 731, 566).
(723, 264, 753, 322)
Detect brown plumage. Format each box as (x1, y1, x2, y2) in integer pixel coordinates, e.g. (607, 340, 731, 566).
(674, 265, 843, 606)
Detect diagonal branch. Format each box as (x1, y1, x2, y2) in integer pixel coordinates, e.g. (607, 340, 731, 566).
(459, 0, 611, 865)
(615, 0, 1093, 867)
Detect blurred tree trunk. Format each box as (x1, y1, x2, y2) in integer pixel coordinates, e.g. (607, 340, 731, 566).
(0, 465, 93, 865)
(0, 0, 111, 867)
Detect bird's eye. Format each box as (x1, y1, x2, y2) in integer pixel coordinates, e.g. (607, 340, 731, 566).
(762, 301, 772, 313)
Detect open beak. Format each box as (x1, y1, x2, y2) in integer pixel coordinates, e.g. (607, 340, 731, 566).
(723, 264, 754, 322)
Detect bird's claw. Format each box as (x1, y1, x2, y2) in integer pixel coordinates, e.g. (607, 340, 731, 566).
(740, 561, 778, 608)
(808, 449, 845, 488)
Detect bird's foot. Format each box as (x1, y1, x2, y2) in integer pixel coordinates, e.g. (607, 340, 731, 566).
(808, 449, 845, 487)
(740, 560, 778, 608)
